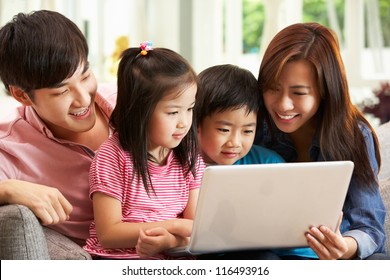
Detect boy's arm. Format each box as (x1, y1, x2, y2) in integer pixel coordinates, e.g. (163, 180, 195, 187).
(0, 179, 73, 225)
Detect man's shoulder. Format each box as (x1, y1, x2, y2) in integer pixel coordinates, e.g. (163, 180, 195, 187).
(97, 83, 117, 102)
(0, 107, 25, 139)
(96, 83, 117, 117)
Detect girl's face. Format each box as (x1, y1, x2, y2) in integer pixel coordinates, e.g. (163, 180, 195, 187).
(23, 63, 98, 140)
(198, 108, 257, 165)
(263, 59, 321, 136)
(148, 83, 197, 156)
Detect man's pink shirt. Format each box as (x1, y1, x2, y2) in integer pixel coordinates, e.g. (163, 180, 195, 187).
(0, 84, 117, 244)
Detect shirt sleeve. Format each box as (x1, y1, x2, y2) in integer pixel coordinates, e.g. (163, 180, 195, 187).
(89, 138, 128, 203)
(187, 154, 206, 191)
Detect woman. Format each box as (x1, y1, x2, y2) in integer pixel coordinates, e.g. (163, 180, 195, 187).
(255, 22, 388, 260)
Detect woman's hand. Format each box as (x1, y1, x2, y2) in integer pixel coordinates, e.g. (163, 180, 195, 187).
(305, 213, 357, 259)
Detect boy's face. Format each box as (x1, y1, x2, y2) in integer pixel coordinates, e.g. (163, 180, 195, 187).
(198, 107, 257, 165)
(22, 63, 98, 140)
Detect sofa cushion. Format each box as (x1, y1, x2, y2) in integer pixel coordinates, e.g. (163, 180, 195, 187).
(43, 227, 92, 260)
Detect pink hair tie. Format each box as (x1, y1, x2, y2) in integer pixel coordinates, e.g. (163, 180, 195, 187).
(140, 41, 153, 56)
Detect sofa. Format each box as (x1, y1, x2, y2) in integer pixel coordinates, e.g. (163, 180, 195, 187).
(1, 122, 390, 259)
(376, 121, 390, 254)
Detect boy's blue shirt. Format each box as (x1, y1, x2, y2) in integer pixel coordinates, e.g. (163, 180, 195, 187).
(233, 145, 284, 165)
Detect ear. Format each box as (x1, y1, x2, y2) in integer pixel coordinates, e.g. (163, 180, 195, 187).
(8, 85, 33, 106)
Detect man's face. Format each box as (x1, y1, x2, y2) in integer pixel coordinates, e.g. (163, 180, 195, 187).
(26, 63, 98, 140)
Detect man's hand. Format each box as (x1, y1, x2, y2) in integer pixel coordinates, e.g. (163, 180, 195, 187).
(0, 179, 73, 225)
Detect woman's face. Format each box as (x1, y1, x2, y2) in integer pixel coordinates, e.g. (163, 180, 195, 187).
(263, 59, 321, 136)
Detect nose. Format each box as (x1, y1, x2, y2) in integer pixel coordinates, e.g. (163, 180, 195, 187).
(226, 132, 241, 148)
(177, 112, 192, 129)
(71, 85, 90, 107)
(276, 92, 294, 112)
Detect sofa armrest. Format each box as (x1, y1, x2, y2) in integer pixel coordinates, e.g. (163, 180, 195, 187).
(0, 204, 50, 259)
(0, 204, 91, 260)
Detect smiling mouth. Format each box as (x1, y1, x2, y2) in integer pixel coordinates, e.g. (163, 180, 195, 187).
(277, 113, 297, 120)
(69, 107, 89, 117)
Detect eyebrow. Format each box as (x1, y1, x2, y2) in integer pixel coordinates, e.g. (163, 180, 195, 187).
(49, 62, 90, 89)
(215, 120, 256, 127)
(165, 100, 195, 108)
(290, 85, 311, 89)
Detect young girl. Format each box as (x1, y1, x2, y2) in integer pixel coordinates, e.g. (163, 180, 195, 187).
(83, 42, 206, 259)
(255, 23, 388, 260)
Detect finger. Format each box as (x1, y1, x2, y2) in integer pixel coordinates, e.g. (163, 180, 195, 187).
(58, 194, 73, 217)
(33, 207, 54, 225)
(144, 227, 165, 236)
(138, 229, 155, 246)
(306, 233, 331, 259)
(307, 227, 345, 259)
(318, 226, 347, 257)
(40, 203, 60, 225)
(50, 191, 73, 222)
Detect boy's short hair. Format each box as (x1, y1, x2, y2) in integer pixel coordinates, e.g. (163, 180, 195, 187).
(195, 64, 260, 125)
(0, 10, 88, 96)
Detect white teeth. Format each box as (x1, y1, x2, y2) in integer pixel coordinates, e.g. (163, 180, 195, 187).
(278, 114, 295, 120)
(70, 107, 88, 116)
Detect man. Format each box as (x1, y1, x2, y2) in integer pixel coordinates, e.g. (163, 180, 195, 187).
(0, 10, 116, 259)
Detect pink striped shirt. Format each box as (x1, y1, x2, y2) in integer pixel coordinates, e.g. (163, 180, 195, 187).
(84, 133, 206, 259)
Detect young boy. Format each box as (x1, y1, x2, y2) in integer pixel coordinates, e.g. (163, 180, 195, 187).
(0, 10, 116, 259)
(194, 64, 283, 260)
(195, 64, 283, 165)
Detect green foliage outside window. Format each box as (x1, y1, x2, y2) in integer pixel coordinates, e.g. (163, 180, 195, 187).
(242, 0, 389, 54)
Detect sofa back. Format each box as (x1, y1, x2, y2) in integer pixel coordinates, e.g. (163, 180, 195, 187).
(377, 121, 390, 254)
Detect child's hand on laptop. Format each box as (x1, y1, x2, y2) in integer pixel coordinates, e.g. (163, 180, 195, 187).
(136, 222, 192, 258)
(305, 212, 358, 259)
(136, 227, 176, 258)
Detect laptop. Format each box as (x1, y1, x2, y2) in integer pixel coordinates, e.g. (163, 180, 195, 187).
(166, 161, 354, 256)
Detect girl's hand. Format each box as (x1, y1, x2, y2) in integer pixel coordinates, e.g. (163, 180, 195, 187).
(305, 213, 356, 259)
(136, 227, 175, 258)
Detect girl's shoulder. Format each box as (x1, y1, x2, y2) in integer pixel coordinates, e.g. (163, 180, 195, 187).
(95, 133, 129, 160)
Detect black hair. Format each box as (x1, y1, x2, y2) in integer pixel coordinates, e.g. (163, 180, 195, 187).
(0, 10, 88, 98)
(195, 64, 260, 126)
(110, 47, 199, 194)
